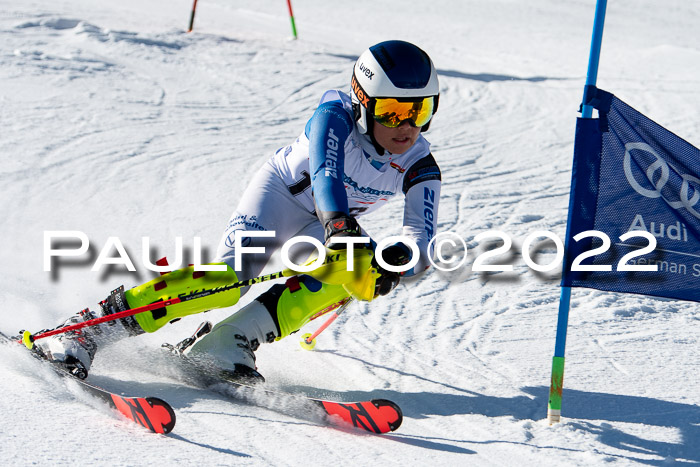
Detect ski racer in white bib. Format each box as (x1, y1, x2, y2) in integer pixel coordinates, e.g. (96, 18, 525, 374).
(32, 40, 443, 384)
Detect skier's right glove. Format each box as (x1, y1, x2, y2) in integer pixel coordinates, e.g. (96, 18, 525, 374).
(373, 244, 411, 297)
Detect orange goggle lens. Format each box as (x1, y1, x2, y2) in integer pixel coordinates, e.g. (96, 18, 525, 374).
(372, 96, 435, 128)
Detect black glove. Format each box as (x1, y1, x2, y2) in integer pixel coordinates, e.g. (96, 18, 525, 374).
(323, 214, 363, 250)
(373, 244, 411, 297)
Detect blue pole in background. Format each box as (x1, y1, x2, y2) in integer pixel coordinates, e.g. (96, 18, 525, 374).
(581, 0, 608, 118)
(548, 0, 608, 425)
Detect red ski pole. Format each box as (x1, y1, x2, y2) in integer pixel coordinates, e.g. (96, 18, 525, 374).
(20, 269, 291, 349)
(300, 297, 353, 350)
(22, 250, 372, 349)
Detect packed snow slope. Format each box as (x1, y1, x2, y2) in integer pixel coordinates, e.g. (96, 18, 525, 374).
(1, 0, 699, 465)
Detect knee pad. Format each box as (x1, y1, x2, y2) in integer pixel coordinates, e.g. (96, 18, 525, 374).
(256, 275, 350, 339)
(124, 263, 240, 333)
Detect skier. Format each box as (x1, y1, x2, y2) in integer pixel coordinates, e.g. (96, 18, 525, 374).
(33, 40, 442, 383)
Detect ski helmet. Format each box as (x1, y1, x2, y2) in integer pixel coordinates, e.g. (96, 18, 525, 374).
(351, 40, 439, 136)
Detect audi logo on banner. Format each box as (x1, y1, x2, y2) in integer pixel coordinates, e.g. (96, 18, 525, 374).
(623, 142, 700, 220)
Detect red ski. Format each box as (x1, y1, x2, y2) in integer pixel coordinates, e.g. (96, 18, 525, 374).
(320, 399, 403, 433)
(72, 378, 176, 434)
(206, 379, 403, 434)
(0, 332, 176, 434)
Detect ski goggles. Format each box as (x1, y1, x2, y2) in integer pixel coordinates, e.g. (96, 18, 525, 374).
(372, 96, 437, 128)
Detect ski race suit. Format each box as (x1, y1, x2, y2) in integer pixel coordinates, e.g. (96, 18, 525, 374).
(123, 89, 443, 340)
(38, 89, 443, 375)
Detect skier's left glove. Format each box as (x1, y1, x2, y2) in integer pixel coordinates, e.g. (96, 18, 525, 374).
(323, 214, 364, 250)
(373, 244, 411, 297)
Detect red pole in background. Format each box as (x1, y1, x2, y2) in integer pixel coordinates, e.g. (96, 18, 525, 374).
(187, 1, 297, 38)
(187, 0, 199, 33)
(286, 0, 298, 39)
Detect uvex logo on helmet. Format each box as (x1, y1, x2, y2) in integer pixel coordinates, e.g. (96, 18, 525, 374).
(351, 74, 370, 108)
(333, 220, 346, 229)
(358, 62, 374, 80)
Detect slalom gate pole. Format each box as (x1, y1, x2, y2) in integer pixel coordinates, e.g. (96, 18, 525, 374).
(547, 0, 608, 425)
(286, 0, 298, 39)
(187, 0, 198, 33)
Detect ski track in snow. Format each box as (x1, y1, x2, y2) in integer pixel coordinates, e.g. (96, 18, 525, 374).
(1, 0, 699, 465)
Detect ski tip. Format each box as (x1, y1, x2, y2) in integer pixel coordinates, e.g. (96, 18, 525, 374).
(111, 395, 177, 434)
(321, 398, 403, 434)
(145, 397, 177, 434)
(371, 398, 403, 432)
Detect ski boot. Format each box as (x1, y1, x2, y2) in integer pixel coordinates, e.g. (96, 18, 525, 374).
(169, 274, 351, 385)
(29, 316, 96, 380)
(164, 320, 266, 385)
(30, 287, 137, 379)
